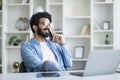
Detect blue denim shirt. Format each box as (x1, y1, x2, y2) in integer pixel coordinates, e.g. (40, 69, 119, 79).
(21, 38, 72, 72)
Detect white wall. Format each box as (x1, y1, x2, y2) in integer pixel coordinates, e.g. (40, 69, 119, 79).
(114, 0, 120, 49)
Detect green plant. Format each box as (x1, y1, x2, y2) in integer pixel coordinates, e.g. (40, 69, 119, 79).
(16, 39, 22, 43)
(8, 36, 22, 46)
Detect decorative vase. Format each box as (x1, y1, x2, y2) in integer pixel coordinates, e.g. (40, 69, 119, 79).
(13, 61, 20, 73)
(104, 34, 110, 44)
(15, 17, 29, 31)
(13, 41, 18, 46)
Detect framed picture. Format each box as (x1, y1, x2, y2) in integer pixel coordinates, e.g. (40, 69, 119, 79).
(74, 46, 84, 59)
(102, 21, 110, 30)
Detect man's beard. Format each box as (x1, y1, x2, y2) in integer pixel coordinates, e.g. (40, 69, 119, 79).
(37, 27, 50, 38)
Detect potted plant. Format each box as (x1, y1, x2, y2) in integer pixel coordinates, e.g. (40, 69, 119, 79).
(8, 36, 22, 46)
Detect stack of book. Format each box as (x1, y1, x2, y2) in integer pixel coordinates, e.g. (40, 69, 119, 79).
(80, 24, 90, 36)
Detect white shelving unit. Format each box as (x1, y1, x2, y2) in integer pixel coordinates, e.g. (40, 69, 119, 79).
(64, 0, 91, 71)
(2, 0, 30, 73)
(92, 0, 114, 50)
(47, 0, 63, 33)
(1, 0, 119, 74)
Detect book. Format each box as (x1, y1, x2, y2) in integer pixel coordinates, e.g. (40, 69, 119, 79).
(80, 24, 90, 36)
(84, 24, 90, 35)
(25, 35, 29, 42)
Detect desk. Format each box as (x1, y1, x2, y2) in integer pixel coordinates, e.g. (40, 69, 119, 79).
(0, 72, 120, 80)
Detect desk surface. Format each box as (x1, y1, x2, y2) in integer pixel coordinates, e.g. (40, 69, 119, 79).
(0, 72, 120, 80)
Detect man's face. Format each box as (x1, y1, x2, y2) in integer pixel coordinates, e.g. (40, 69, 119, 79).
(37, 18, 51, 38)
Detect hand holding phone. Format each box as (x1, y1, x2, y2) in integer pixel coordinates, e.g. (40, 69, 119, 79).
(49, 31, 53, 41)
(49, 28, 65, 45)
(52, 33, 65, 45)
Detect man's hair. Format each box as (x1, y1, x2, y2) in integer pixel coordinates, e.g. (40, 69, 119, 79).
(30, 12, 52, 33)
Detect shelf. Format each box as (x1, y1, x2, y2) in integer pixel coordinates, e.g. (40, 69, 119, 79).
(65, 16, 91, 19)
(65, 35, 90, 39)
(72, 58, 87, 61)
(5, 31, 30, 34)
(5, 46, 20, 49)
(6, 3, 30, 6)
(93, 2, 114, 4)
(93, 30, 113, 32)
(93, 44, 113, 48)
(49, 3, 63, 5)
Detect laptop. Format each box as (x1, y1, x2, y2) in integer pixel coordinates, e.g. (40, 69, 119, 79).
(70, 49, 120, 76)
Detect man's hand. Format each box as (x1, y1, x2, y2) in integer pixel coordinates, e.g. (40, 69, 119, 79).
(52, 33, 65, 45)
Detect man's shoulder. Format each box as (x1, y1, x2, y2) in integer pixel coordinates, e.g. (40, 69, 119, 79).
(22, 41, 31, 46)
(21, 42, 31, 48)
(21, 41, 38, 51)
(22, 38, 39, 46)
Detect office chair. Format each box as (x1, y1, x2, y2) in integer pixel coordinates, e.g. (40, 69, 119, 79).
(19, 62, 26, 72)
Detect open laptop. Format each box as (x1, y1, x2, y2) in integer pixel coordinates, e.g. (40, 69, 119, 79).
(70, 49, 120, 76)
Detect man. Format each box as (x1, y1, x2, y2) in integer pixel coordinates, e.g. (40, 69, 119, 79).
(20, 12, 72, 75)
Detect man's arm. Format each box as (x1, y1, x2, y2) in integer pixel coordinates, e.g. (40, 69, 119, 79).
(59, 44, 72, 68)
(21, 43, 42, 69)
(50, 32, 72, 68)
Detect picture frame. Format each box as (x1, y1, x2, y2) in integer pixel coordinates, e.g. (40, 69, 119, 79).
(102, 21, 110, 30)
(74, 46, 84, 59)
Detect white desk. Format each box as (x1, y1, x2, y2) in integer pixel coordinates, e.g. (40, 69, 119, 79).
(0, 72, 120, 80)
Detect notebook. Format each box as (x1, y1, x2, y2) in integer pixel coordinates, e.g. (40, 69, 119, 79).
(70, 49, 120, 76)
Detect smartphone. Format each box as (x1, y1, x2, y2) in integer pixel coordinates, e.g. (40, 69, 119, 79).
(49, 31, 53, 41)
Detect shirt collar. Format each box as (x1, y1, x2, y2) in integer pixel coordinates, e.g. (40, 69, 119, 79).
(30, 38, 49, 46)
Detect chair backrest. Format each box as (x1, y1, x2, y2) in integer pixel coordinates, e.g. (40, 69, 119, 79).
(19, 62, 26, 72)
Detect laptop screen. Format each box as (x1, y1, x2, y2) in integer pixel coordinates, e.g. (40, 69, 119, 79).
(84, 49, 120, 76)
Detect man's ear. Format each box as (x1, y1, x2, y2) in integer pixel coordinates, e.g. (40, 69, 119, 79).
(33, 25, 37, 31)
